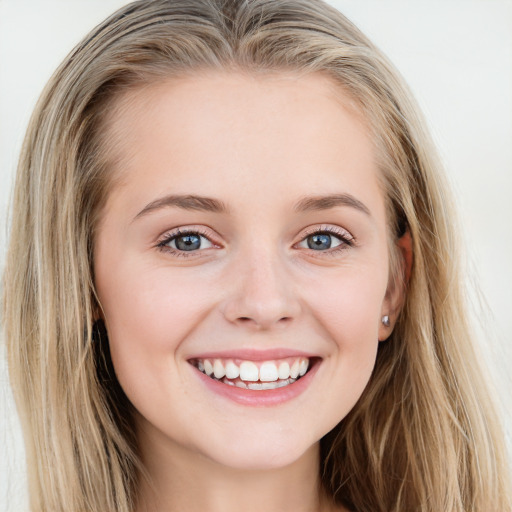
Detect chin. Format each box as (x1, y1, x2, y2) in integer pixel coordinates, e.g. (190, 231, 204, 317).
(198, 429, 319, 471)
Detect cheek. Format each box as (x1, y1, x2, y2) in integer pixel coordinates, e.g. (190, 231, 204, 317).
(99, 259, 210, 342)
(95, 260, 213, 394)
(303, 265, 387, 404)
(306, 265, 387, 343)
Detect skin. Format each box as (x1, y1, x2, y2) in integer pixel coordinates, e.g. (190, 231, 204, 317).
(94, 71, 408, 512)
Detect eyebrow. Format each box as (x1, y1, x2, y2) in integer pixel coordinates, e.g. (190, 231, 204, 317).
(294, 193, 371, 216)
(133, 194, 229, 221)
(133, 192, 371, 222)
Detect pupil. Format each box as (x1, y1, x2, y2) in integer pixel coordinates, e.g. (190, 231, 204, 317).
(307, 233, 331, 250)
(176, 234, 201, 251)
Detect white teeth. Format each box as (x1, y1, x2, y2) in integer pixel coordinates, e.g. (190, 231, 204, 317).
(299, 358, 309, 376)
(204, 359, 213, 376)
(277, 378, 295, 388)
(239, 361, 259, 381)
(247, 382, 263, 390)
(248, 378, 296, 390)
(259, 362, 279, 382)
(278, 362, 290, 380)
(274, 379, 293, 388)
(213, 359, 225, 379)
(195, 356, 312, 388)
(290, 360, 300, 379)
(259, 382, 278, 390)
(225, 361, 240, 379)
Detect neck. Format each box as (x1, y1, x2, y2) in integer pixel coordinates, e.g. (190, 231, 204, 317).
(135, 421, 340, 512)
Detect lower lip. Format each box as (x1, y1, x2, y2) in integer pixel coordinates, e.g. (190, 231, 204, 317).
(192, 362, 320, 407)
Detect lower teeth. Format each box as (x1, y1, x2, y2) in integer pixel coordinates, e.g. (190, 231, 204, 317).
(247, 379, 296, 390)
(217, 376, 297, 390)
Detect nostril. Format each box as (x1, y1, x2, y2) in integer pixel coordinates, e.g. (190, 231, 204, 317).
(237, 316, 291, 324)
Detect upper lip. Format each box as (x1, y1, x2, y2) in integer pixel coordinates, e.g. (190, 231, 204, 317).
(187, 348, 319, 361)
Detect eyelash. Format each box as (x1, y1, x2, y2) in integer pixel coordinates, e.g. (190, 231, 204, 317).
(156, 225, 355, 258)
(299, 225, 355, 256)
(156, 227, 216, 258)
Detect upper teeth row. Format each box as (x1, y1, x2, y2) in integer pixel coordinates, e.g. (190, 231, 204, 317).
(196, 357, 310, 382)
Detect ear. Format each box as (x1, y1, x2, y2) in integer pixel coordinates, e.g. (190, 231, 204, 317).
(378, 230, 413, 341)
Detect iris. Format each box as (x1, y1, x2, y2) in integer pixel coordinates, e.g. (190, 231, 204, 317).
(175, 234, 201, 251)
(307, 233, 332, 250)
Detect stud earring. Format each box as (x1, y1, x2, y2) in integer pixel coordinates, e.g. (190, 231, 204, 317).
(381, 315, 390, 327)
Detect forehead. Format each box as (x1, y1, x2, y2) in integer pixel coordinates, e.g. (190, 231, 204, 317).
(100, 70, 384, 219)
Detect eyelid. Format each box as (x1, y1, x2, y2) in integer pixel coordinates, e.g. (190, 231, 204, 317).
(294, 224, 356, 254)
(299, 224, 355, 243)
(155, 226, 222, 256)
(154, 223, 355, 258)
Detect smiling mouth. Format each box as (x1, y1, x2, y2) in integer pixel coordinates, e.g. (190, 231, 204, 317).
(190, 356, 315, 390)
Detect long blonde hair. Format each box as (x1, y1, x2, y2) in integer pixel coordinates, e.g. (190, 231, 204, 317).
(3, 1, 510, 511)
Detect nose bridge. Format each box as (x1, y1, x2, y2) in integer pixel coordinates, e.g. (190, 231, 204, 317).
(222, 241, 300, 329)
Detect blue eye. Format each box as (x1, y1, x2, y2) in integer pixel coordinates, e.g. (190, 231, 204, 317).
(307, 233, 334, 250)
(297, 229, 350, 252)
(161, 231, 213, 252)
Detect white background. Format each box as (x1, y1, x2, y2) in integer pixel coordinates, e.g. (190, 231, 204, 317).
(1, 1, 511, 510)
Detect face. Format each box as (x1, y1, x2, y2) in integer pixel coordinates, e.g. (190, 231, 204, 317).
(94, 71, 401, 471)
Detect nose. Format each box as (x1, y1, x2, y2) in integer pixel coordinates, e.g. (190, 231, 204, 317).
(221, 249, 301, 330)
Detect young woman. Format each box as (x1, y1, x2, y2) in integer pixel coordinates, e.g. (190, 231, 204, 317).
(3, 1, 511, 511)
